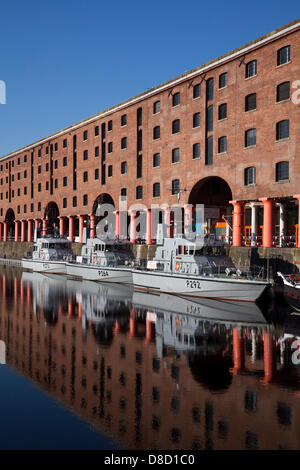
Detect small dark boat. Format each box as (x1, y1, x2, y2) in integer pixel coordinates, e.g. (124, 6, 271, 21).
(277, 272, 300, 312)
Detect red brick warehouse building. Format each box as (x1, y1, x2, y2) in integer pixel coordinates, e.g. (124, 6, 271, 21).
(0, 18, 299, 247)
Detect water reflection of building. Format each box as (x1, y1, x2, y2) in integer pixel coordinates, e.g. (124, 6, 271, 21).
(1, 267, 300, 450)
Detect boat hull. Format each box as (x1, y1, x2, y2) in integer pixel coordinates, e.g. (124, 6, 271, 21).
(132, 270, 268, 302)
(22, 259, 66, 274)
(66, 262, 132, 284)
(283, 284, 300, 312)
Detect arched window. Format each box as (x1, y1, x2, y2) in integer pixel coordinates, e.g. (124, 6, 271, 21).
(172, 92, 180, 107)
(245, 129, 256, 147)
(245, 60, 257, 78)
(276, 82, 290, 102)
(172, 179, 180, 195)
(277, 46, 290, 66)
(244, 167, 256, 185)
(172, 119, 180, 134)
(276, 161, 289, 181)
(276, 120, 289, 140)
(245, 93, 256, 111)
(218, 103, 227, 120)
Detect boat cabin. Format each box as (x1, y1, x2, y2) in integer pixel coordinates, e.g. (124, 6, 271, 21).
(32, 237, 73, 261)
(79, 238, 134, 267)
(150, 237, 235, 275)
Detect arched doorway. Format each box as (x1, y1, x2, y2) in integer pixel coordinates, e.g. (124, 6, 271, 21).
(5, 208, 15, 240)
(189, 177, 233, 239)
(44, 202, 59, 235)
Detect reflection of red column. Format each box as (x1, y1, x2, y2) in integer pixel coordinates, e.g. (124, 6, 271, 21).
(115, 211, 120, 239)
(90, 214, 95, 239)
(27, 283, 31, 305)
(21, 220, 26, 242)
(113, 321, 120, 334)
(3, 222, 8, 242)
(261, 331, 276, 384)
(146, 209, 152, 245)
(15, 221, 19, 242)
(78, 301, 82, 320)
(0, 223, 3, 241)
(59, 217, 65, 237)
(79, 215, 84, 243)
(68, 216, 74, 242)
(260, 198, 275, 247)
(294, 195, 300, 248)
(20, 279, 24, 304)
(14, 276, 18, 302)
(230, 201, 244, 247)
(68, 298, 73, 317)
(27, 220, 33, 242)
(129, 307, 137, 338)
(230, 328, 245, 375)
(58, 304, 63, 317)
(42, 218, 47, 236)
(145, 320, 155, 343)
(2, 274, 6, 300)
(130, 212, 136, 244)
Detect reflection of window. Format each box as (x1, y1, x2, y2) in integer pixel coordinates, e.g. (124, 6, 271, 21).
(277, 402, 291, 426)
(245, 390, 257, 412)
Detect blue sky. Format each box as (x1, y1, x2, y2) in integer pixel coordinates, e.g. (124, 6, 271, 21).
(0, 0, 299, 156)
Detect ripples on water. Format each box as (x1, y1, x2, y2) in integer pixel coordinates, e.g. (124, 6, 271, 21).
(0, 265, 299, 450)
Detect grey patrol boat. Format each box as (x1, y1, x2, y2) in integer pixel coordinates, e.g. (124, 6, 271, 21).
(132, 235, 269, 302)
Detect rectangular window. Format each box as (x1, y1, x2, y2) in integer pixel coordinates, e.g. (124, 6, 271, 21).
(63, 177, 67, 186)
(207, 105, 213, 132)
(108, 142, 113, 153)
(206, 136, 213, 165)
(121, 114, 127, 126)
(83, 130, 88, 141)
(218, 136, 227, 153)
(245, 93, 256, 111)
(54, 143, 58, 151)
(83, 194, 88, 206)
(121, 137, 127, 149)
(63, 139, 67, 148)
(245, 167, 256, 185)
(219, 73, 227, 89)
(108, 120, 113, 131)
(95, 169, 99, 180)
(153, 126, 160, 140)
(193, 143, 200, 159)
(83, 171, 88, 182)
(153, 183, 160, 198)
(193, 112, 201, 128)
(276, 161, 289, 181)
(245, 129, 256, 147)
(108, 165, 113, 177)
(121, 161, 127, 174)
(153, 101, 160, 114)
(172, 120, 180, 134)
(153, 153, 160, 167)
(277, 46, 290, 66)
(193, 84, 201, 99)
(73, 196, 77, 207)
(137, 154, 142, 179)
(172, 148, 180, 163)
(172, 179, 180, 195)
(245, 60, 257, 78)
(206, 78, 214, 101)
(136, 186, 143, 200)
(218, 103, 227, 120)
(95, 146, 99, 157)
(172, 92, 180, 107)
(63, 157, 67, 166)
(95, 126, 99, 136)
(137, 108, 142, 126)
(83, 150, 88, 160)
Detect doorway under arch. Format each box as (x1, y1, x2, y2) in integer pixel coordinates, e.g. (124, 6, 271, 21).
(5, 208, 15, 239)
(188, 176, 233, 239)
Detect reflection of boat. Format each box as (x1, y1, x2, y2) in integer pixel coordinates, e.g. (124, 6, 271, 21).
(132, 236, 269, 302)
(22, 237, 72, 274)
(132, 291, 268, 326)
(277, 272, 300, 312)
(22, 271, 133, 326)
(66, 238, 133, 284)
(133, 291, 270, 357)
